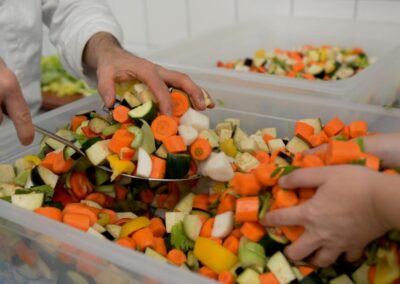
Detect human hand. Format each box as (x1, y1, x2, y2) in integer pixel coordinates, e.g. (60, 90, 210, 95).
(0, 58, 34, 145)
(261, 166, 392, 267)
(83, 33, 213, 115)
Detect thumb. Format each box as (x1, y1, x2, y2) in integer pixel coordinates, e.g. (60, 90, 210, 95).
(97, 67, 116, 108)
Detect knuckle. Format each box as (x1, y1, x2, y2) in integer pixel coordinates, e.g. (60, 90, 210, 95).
(1, 71, 19, 92)
(15, 110, 32, 124)
(314, 254, 333, 267)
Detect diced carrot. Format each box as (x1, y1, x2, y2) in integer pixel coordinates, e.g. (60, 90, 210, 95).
(15, 241, 38, 266)
(299, 188, 316, 200)
(218, 271, 235, 284)
(240, 222, 265, 242)
(108, 129, 135, 154)
(230, 228, 242, 239)
(223, 235, 240, 255)
(231, 172, 261, 196)
(262, 134, 274, 143)
(63, 203, 99, 224)
(254, 162, 278, 187)
(198, 266, 218, 280)
(348, 120, 368, 138)
(217, 194, 236, 214)
(116, 237, 136, 249)
(99, 209, 117, 224)
(308, 131, 329, 148)
(193, 193, 210, 211)
(41, 151, 73, 175)
(34, 207, 63, 222)
(324, 117, 345, 137)
(340, 125, 351, 139)
(167, 249, 187, 266)
(300, 154, 324, 168)
(81, 126, 98, 138)
(150, 155, 167, 179)
(71, 115, 88, 132)
(113, 105, 131, 123)
(260, 272, 279, 284)
(119, 147, 136, 161)
(281, 226, 304, 241)
(132, 227, 154, 251)
(298, 266, 315, 277)
(153, 237, 167, 257)
(63, 213, 91, 231)
(139, 189, 154, 204)
(295, 121, 314, 138)
(275, 188, 298, 208)
(368, 265, 376, 284)
(289, 51, 302, 61)
(235, 197, 259, 223)
(254, 151, 270, 163)
(40, 151, 57, 170)
(115, 184, 129, 201)
(287, 70, 297, 78)
(292, 62, 305, 73)
(325, 140, 362, 165)
(209, 193, 220, 205)
(190, 138, 212, 161)
(200, 217, 215, 238)
(359, 153, 380, 171)
(171, 92, 190, 117)
(150, 217, 166, 237)
(85, 193, 107, 207)
(164, 135, 187, 153)
(303, 73, 315, 80)
(151, 115, 178, 142)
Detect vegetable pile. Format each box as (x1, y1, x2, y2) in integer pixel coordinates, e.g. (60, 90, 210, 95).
(216, 45, 372, 81)
(0, 81, 399, 284)
(41, 55, 95, 97)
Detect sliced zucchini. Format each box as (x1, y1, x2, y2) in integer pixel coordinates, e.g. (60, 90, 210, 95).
(95, 184, 114, 194)
(216, 122, 233, 136)
(127, 126, 144, 149)
(81, 137, 102, 151)
(105, 224, 121, 239)
(199, 129, 219, 148)
(237, 268, 261, 284)
(87, 227, 106, 240)
(0, 164, 16, 183)
(330, 274, 354, 284)
(233, 127, 248, 148)
(88, 117, 110, 134)
(155, 144, 168, 159)
(140, 119, 156, 154)
(286, 135, 311, 154)
(12, 193, 44, 211)
(165, 212, 187, 233)
(267, 251, 296, 284)
(351, 262, 369, 284)
(95, 168, 110, 185)
(137, 89, 155, 104)
(183, 214, 203, 241)
(122, 91, 141, 108)
(212, 211, 234, 239)
(175, 193, 195, 213)
(166, 153, 191, 179)
(145, 247, 168, 263)
(238, 242, 266, 273)
(101, 123, 121, 137)
(136, 147, 152, 178)
(299, 118, 322, 134)
(306, 64, 324, 75)
(14, 170, 30, 187)
(31, 166, 59, 189)
(128, 101, 157, 124)
(250, 134, 269, 152)
(86, 140, 111, 166)
(268, 138, 286, 153)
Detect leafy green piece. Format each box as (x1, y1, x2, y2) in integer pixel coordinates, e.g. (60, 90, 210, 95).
(216, 99, 225, 107)
(349, 159, 367, 166)
(356, 137, 365, 152)
(171, 222, 194, 252)
(271, 165, 299, 178)
(258, 192, 272, 220)
(0, 196, 11, 203)
(30, 185, 54, 198)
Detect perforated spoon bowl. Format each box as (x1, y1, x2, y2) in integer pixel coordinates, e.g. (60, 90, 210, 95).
(35, 125, 202, 182)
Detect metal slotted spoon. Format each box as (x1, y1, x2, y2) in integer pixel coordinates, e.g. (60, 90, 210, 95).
(34, 125, 201, 182)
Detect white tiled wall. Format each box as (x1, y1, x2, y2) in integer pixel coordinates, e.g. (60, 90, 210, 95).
(43, 0, 400, 55)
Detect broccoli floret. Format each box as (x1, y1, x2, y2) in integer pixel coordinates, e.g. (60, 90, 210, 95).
(171, 222, 194, 252)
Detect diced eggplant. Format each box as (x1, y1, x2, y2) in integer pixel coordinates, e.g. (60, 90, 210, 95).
(86, 140, 111, 166)
(235, 152, 259, 173)
(267, 251, 296, 284)
(106, 224, 121, 239)
(136, 147, 152, 178)
(286, 135, 311, 154)
(0, 164, 15, 183)
(267, 139, 286, 153)
(31, 166, 58, 189)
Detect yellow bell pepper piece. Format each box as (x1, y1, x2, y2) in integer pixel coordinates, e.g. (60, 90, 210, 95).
(375, 247, 400, 284)
(194, 237, 238, 274)
(107, 155, 135, 181)
(119, 216, 151, 239)
(254, 49, 266, 59)
(220, 138, 237, 158)
(212, 182, 227, 194)
(97, 213, 110, 227)
(24, 155, 41, 166)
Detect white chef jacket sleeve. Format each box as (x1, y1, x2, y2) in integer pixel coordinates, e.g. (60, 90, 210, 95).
(41, 0, 123, 84)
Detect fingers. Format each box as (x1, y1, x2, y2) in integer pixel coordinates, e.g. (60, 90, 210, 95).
(97, 66, 116, 108)
(304, 143, 327, 155)
(0, 108, 3, 124)
(279, 167, 332, 189)
(345, 249, 364, 263)
(2, 74, 34, 145)
(284, 231, 321, 261)
(261, 205, 305, 227)
(158, 67, 207, 110)
(310, 248, 341, 267)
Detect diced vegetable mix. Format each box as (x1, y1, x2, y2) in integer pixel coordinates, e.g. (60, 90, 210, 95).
(0, 80, 399, 284)
(216, 45, 372, 81)
(41, 55, 96, 97)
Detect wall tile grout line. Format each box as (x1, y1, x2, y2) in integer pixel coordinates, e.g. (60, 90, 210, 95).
(142, 0, 151, 50)
(186, 0, 192, 37)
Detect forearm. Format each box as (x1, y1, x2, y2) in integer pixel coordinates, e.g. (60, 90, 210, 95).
(363, 133, 400, 168)
(373, 173, 400, 231)
(83, 32, 122, 72)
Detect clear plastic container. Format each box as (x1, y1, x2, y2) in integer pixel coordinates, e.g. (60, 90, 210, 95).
(2, 77, 400, 283)
(147, 16, 400, 106)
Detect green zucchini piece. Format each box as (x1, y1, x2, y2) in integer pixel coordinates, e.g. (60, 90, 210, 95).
(166, 153, 191, 179)
(81, 137, 102, 151)
(95, 168, 110, 186)
(122, 91, 141, 108)
(300, 273, 324, 284)
(155, 144, 168, 159)
(128, 126, 144, 149)
(140, 119, 156, 154)
(88, 117, 110, 134)
(102, 123, 121, 137)
(238, 241, 266, 273)
(128, 101, 157, 124)
(259, 228, 288, 256)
